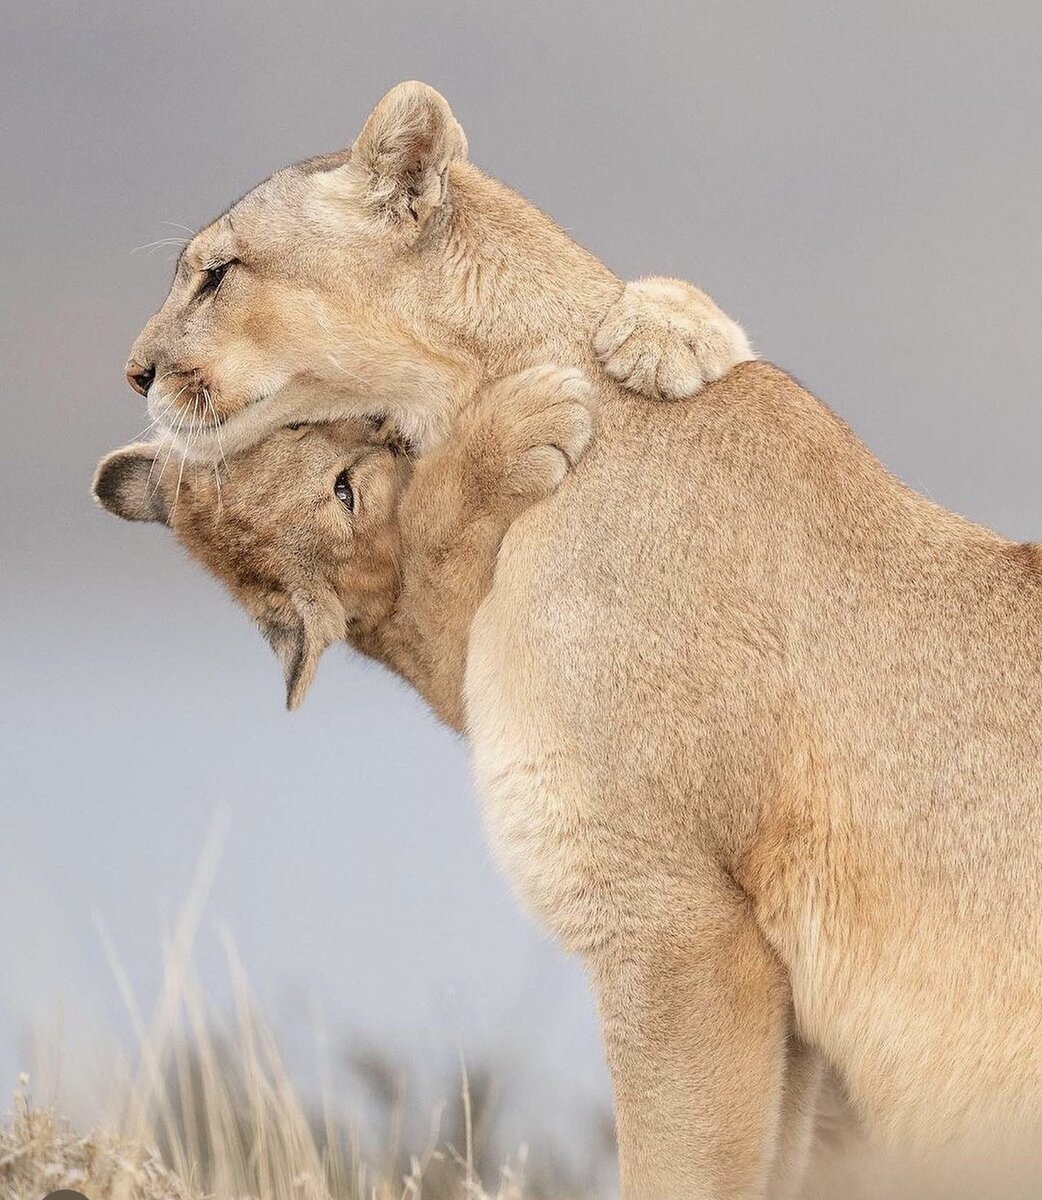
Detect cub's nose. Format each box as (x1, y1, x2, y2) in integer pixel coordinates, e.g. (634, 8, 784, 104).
(125, 358, 155, 397)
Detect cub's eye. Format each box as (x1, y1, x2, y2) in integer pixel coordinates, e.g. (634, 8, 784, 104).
(198, 260, 235, 298)
(334, 469, 354, 512)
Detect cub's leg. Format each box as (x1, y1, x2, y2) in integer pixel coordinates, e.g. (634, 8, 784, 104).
(590, 873, 791, 1200)
(375, 365, 595, 727)
(594, 276, 755, 400)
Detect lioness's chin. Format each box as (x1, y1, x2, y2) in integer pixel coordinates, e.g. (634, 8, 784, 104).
(163, 382, 374, 464)
(164, 379, 452, 464)
(167, 392, 285, 463)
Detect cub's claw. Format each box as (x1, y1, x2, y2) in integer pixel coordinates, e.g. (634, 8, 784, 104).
(594, 277, 755, 401)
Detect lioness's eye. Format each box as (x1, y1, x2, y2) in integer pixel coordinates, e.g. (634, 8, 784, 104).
(334, 469, 354, 512)
(198, 260, 235, 298)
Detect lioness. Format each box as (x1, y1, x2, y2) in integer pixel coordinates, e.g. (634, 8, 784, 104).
(113, 81, 1042, 1199)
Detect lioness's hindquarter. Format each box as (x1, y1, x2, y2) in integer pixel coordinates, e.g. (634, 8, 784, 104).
(744, 521, 1042, 1143)
(465, 361, 1042, 1150)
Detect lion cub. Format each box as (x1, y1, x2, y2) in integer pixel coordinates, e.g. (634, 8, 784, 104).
(95, 365, 595, 724)
(95, 279, 751, 721)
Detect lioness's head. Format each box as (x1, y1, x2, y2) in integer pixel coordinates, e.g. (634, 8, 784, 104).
(93, 422, 410, 708)
(125, 81, 616, 464)
(127, 82, 478, 462)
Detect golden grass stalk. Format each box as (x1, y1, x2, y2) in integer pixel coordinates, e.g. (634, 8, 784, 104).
(2, 823, 585, 1199)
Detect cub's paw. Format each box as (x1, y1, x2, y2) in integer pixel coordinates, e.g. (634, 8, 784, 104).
(473, 365, 597, 500)
(594, 276, 755, 401)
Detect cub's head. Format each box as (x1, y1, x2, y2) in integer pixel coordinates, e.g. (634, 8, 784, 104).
(126, 81, 478, 462)
(93, 421, 411, 709)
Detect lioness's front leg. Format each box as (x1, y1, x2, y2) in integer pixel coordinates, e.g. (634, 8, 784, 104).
(592, 874, 791, 1200)
(595, 276, 755, 400)
(768, 1038, 825, 1199)
(371, 365, 595, 728)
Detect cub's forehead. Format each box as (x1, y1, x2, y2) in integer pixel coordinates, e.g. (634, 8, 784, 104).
(221, 418, 382, 484)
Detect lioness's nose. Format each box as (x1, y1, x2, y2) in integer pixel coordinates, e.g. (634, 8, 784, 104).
(125, 358, 155, 397)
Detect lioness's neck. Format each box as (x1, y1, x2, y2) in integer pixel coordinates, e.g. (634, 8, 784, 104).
(417, 164, 623, 379)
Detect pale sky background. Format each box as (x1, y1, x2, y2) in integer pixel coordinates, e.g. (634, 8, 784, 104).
(2, 0, 1041, 1169)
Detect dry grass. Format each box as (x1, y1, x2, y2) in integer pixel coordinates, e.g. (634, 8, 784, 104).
(5, 938, 1042, 1200)
(1, 829, 605, 1200)
(1, 1016, 571, 1200)
(1, 963, 599, 1200)
(1, 1092, 195, 1200)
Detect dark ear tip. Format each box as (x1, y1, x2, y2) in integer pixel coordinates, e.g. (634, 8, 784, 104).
(91, 452, 127, 511)
(93, 444, 167, 523)
(285, 664, 313, 711)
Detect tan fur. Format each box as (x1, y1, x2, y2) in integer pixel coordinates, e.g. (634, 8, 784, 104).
(594, 275, 756, 399)
(125, 82, 751, 464)
(95, 366, 596, 724)
(114, 82, 1042, 1197)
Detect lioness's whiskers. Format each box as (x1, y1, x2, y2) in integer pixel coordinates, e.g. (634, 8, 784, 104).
(315, 309, 371, 388)
(203, 389, 231, 480)
(324, 352, 370, 388)
(212, 463, 223, 525)
(139, 385, 192, 456)
(131, 237, 190, 256)
(171, 404, 197, 519)
(148, 404, 189, 499)
(126, 373, 182, 443)
(202, 390, 228, 525)
(130, 400, 174, 444)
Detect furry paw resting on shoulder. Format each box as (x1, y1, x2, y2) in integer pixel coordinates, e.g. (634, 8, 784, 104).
(594, 276, 755, 401)
(462, 365, 597, 501)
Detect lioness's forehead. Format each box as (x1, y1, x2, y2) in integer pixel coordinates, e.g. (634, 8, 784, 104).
(181, 162, 331, 271)
(177, 216, 234, 272)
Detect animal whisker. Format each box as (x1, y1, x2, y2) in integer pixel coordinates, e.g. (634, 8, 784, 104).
(129, 376, 185, 442)
(147, 403, 190, 500)
(130, 400, 175, 444)
(203, 389, 230, 480)
(131, 237, 190, 255)
(171, 406, 196, 520)
(324, 352, 371, 388)
(314, 310, 372, 389)
(212, 463, 223, 526)
(141, 383, 193, 450)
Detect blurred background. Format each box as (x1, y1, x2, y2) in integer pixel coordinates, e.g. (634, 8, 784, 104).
(2, 0, 1041, 1182)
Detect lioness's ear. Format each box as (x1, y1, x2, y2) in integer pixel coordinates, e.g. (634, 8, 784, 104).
(349, 81, 468, 228)
(93, 444, 169, 524)
(259, 596, 332, 711)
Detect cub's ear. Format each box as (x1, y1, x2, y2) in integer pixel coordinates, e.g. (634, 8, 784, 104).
(349, 81, 468, 228)
(93, 444, 169, 524)
(259, 595, 334, 712)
